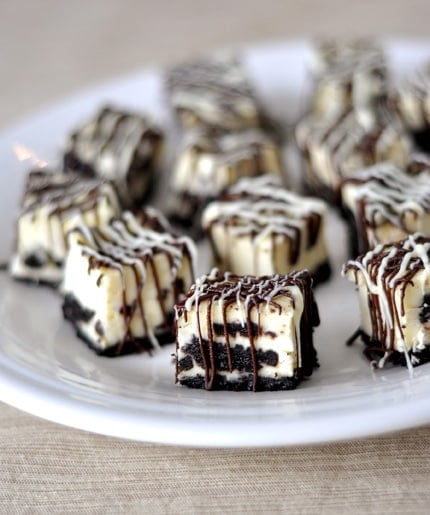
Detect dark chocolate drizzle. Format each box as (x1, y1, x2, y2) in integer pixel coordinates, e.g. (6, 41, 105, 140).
(21, 170, 119, 223)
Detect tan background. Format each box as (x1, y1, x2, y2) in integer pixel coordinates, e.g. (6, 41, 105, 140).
(2, 1, 430, 513)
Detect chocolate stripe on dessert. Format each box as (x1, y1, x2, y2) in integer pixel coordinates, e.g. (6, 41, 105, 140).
(172, 130, 282, 195)
(308, 38, 388, 121)
(311, 38, 386, 78)
(22, 171, 119, 251)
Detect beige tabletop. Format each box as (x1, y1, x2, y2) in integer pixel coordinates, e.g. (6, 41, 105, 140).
(2, 1, 430, 513)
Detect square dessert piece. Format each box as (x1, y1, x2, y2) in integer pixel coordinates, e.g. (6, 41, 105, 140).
(62, 211, 196, 356)
(341, 162, 430, 257)
(168, 129, 283, 230)
(394, 62, 430, 151)
(296, 104, 411, 204)
(165, 54, 264, 132)
(175, 269, 319, 391)
(309, 38, 387, 119)
(202, 176, 330, 285)
(9, 170, 120, 285)
(343, 234, 430, 369)
(63, 106, 163, 207)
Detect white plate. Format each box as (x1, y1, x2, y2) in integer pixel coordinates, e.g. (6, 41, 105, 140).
(1, 40, 430, 448)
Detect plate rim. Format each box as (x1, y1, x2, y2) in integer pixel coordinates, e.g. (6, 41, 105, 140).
(1, 348, 430, 447)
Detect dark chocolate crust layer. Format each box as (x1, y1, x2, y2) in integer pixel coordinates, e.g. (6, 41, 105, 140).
(349, 329, 430, 368)
(178, 374, 300, 392)
(62, 293, 175, 357)
(11, 273, 60, 289)
(307, 261, 331, 287)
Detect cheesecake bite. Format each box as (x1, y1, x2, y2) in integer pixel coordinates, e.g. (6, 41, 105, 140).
(341, 162, 430, 257)
(343, 233, 430, 369)
(9, 170, 120, 285)
(175, 269, 319, 391)
(309, 38, 387, 119)
(168, 129, 283, 231)
(202, 176, 330, 284)
(166, 54, 265, 132)
(296, 104, 411, 203)
(62, 211, 196, 356)
(63, 106, 163, 207)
